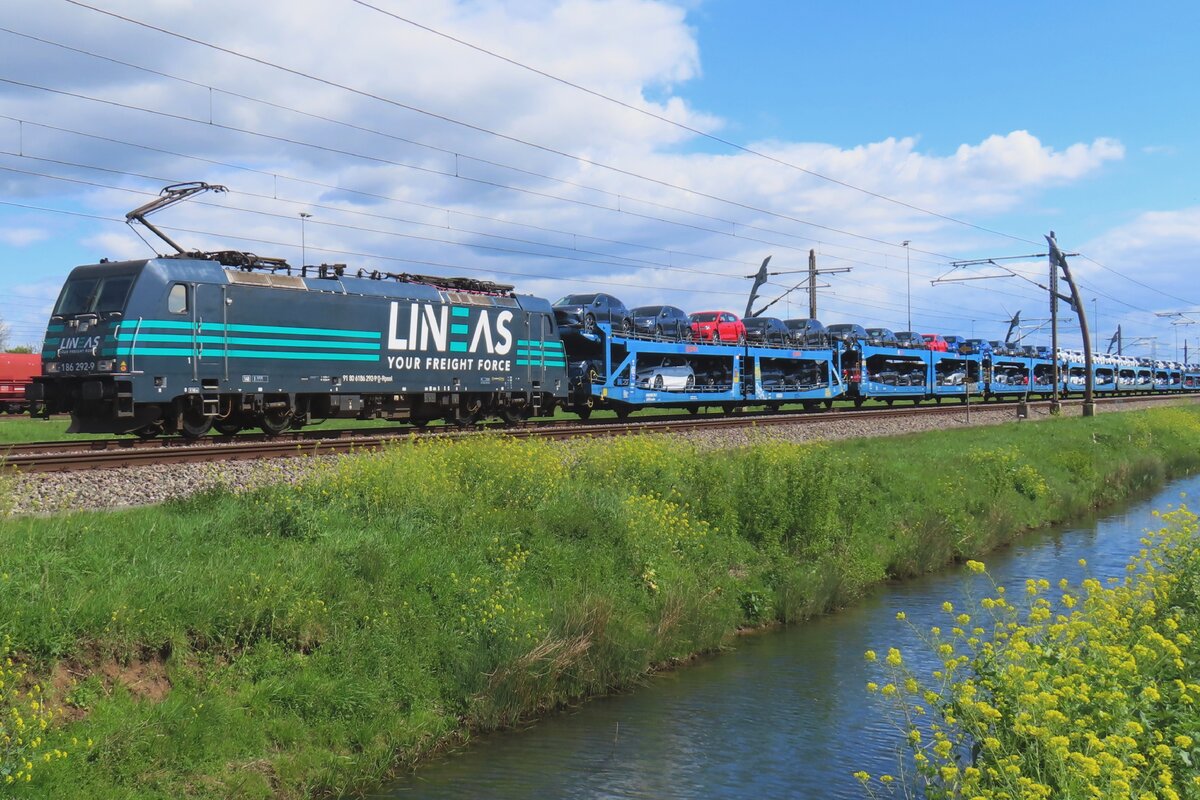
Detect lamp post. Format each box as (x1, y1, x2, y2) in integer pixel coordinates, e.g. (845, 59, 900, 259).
(299, 212, 312, 268)
(1092, 298, 1098, 351)
(902, 240, 911, 330)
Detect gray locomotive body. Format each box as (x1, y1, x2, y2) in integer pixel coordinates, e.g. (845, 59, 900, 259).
(31, 256, 568, 436)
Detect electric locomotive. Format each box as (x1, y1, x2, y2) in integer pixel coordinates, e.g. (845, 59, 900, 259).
(28, 184, 568, 437)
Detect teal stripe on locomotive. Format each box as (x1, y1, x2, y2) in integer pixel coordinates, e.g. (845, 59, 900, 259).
(516, 358, 567, 367)
(114, 347, 378, 362)
(115, 333, 379, 350)
(116, 320, 380, 339)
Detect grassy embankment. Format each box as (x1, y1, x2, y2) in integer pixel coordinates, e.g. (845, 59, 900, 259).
(1, 405, 1199, 797)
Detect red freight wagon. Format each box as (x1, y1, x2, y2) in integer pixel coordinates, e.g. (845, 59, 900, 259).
(0, 353, 41, 413)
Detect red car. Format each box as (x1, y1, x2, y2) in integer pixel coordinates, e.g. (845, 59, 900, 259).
(690, 311, 746, 343)
(921, 334, 949, 352)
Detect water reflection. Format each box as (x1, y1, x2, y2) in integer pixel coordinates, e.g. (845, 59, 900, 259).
(379, 479, 1199, 799)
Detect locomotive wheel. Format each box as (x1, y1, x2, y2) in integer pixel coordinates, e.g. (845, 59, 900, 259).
(214, 418, 242, 436)
(499, 407, 530, 426)
(134, 423, 162, 440)
(180, 408, 214, 440)
(259, 409, 292, 436)
(410, 418, 430, 428)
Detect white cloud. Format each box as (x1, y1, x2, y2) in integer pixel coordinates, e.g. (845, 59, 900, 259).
(0, 226, 50, 246)
(0, 0, 1153, 343)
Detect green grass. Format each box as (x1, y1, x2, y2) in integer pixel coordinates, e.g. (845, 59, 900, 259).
(3, 406, 1200, 797)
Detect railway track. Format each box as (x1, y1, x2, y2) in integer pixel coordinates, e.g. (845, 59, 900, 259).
(0, 394, 1186, 473)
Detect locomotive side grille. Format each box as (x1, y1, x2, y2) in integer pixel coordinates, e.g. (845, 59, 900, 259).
(225, 270, 307, 290)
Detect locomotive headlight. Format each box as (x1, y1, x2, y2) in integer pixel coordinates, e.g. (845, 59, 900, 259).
(97, 359, 115, 372)
(45, 361, 60, 374)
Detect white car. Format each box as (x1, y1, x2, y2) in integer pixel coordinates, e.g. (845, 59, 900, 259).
(636, 359, 696, 391)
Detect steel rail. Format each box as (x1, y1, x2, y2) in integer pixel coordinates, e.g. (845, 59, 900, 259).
(1, 394, 1189, 473)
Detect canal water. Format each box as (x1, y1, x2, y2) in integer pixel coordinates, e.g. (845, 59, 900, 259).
(379, 475, 1200, 799)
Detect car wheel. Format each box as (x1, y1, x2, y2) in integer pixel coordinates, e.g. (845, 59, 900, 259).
(685, 374, 695, 390)
(583, 313, 597, 333)
(653, 374, 664, 390)
(655, 325, 663, 338)
(621, 317, 633, 334)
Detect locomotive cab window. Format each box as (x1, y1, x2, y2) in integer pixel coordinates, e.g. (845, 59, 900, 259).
(168, 284, 189, 314)
(53, 274, 135, 316)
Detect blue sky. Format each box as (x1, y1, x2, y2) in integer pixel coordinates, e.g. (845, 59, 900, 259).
(2, 0, 1198, 359)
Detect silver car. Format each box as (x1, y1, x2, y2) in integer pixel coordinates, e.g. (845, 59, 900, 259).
(636, 358, 696, 391)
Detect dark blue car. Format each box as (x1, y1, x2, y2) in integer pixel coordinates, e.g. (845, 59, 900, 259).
(630, 305, 691, 340)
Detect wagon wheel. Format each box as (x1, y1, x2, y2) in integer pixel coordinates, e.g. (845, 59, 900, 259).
(180, 406, 214, 440)
(614, 406, 631, 420)
(576, 406, 592, 420)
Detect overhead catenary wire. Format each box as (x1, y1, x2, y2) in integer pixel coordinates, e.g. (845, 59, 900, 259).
(0, 9, 1177, 341)
(4, 24, 1167, 315)
(0, 196, 1011, 327)
(0, 160, 1049, 324)
(47, 2, 984, 260)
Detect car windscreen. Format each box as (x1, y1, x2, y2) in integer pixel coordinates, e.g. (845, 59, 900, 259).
(555, 294, 595, 306)
(691, 313, 719, 322)
(631, 306, 663, 316)
(53, 274, 135, 315)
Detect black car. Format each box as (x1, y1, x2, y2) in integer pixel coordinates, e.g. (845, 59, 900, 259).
(742, 316, 792, 346)
(630, 305, 691, 340)
(894, 331, 926, 350)
(865, 327, 899, 347)
(784, 318, 828, 347)
(826, 323, 869, 347)
(553, 293, 632, 333)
